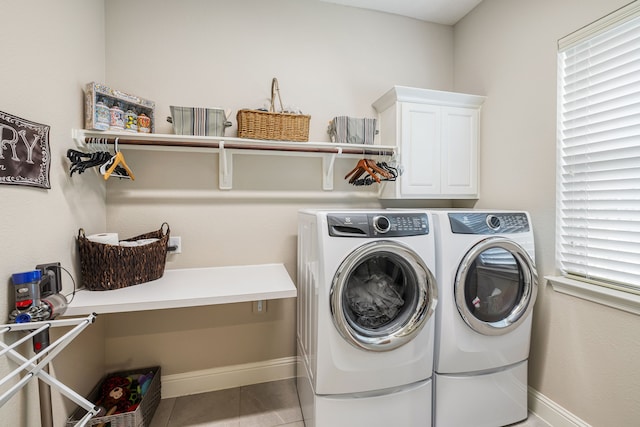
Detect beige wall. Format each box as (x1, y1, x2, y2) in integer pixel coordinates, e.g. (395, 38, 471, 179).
(0, 1, 107, 426)
(100, 0, 455, 379)
(3, 0, 636, 426)
(454, 0, 640, 425)
(104, 0, 454, 141)
(0, 1, 452, 425)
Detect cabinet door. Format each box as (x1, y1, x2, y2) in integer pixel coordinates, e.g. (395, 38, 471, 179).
(400, 103, 441, 196)
(441, 106, 478, 196)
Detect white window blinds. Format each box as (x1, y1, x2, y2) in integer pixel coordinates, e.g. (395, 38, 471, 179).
(557, 3, 640, 292)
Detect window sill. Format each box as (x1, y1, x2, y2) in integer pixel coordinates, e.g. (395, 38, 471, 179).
(546, 276, 640, 316)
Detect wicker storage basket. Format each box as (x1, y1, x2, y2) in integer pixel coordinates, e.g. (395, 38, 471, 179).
(66, 366, 161, 427)
(237, 78, 310, 142)
(77, 223, 170, 291)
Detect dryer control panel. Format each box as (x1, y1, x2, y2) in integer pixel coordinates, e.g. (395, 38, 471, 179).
(328, 213, 429, 237)
(449, 212, 530, 234)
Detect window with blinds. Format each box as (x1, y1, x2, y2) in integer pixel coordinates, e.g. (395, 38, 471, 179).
(557, 2, 640, 293)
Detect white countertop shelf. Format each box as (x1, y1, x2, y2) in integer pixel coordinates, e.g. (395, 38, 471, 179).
(64, 263, 297, 316)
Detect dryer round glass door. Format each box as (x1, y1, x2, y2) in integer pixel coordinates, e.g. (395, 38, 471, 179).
(454, 237, 537, 336)
(330, 240, 438, 351)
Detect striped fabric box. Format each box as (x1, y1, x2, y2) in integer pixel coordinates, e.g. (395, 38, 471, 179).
(168, 106, 232, 136)
(328, 116, 377, 144)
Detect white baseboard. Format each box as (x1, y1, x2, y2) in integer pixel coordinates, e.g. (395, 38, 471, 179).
(161, 356, 297, 399)
(528, 387, 591, 427)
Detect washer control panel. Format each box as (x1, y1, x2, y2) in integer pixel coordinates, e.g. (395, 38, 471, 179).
(328, 212, 429, 237)
(449, 212, 530, 234)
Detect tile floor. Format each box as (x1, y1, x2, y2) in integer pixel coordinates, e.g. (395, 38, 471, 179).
(149, 378, 551, 427)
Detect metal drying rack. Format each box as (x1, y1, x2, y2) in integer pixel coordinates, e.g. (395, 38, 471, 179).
(0, 314, 99, 427)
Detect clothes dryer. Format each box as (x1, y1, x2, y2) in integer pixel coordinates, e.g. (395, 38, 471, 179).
(297, 210, 438, 427)
(430, 211, 538, 427)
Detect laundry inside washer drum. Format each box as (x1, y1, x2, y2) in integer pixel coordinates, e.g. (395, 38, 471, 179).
(343, 244, 416, 332)
(346, 273, 405, 328)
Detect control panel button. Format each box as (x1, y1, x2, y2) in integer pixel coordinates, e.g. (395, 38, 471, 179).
(486, 215, 501, 230)
(373, 216, 391, 233)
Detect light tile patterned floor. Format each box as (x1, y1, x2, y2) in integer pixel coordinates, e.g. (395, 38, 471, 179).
(149, 378, 550, 427)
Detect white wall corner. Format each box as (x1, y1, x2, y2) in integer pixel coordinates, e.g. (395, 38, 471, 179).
(160, 357, 297, 399)
(529, 387, 592, 427)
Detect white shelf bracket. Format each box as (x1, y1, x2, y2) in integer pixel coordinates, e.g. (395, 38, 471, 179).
(322, 148, 341, 191)
(218, 141, 233, 190)
(71, 128, 86, 147)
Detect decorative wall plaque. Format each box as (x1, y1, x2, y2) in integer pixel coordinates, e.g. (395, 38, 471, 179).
(0, 110, 51, 189)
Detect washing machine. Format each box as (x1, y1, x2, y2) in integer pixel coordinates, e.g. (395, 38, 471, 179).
(430, 210, 538, 427)
(297, 209, 438, 427)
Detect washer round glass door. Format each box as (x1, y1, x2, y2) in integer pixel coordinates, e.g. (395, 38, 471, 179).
(455, 237, 537, 336)
(330, 240, 437, 351)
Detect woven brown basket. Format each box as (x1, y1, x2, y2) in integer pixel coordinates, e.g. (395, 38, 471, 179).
(77, 223, 170, 291)
(237, 78, 310, 142)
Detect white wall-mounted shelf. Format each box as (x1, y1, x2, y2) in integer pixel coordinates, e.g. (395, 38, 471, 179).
(64, 263, 297, 316)
(72, 129, 396, 191)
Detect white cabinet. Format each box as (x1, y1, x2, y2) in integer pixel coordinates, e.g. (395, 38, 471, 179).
(373, 86, 485, 199)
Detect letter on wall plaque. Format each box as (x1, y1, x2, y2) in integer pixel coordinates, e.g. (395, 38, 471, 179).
(0, 110, 51, 189)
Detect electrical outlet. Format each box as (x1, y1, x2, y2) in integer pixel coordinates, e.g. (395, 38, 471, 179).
(252, 300, 267, 314)
(168, 236, 182, 254)
(36, 262, 62, 295)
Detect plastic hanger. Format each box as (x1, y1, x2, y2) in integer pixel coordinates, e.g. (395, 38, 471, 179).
(100, 138, 135, 180)
(100, 151, 134, 180)
(67, 138, 112, 176)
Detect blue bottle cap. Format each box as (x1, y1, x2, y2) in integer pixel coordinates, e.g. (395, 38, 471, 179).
(12, 270, 42, 285)
(14, 313, 32, 323)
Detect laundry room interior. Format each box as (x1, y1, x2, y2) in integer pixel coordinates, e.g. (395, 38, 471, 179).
(1, 0, 639, 426)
